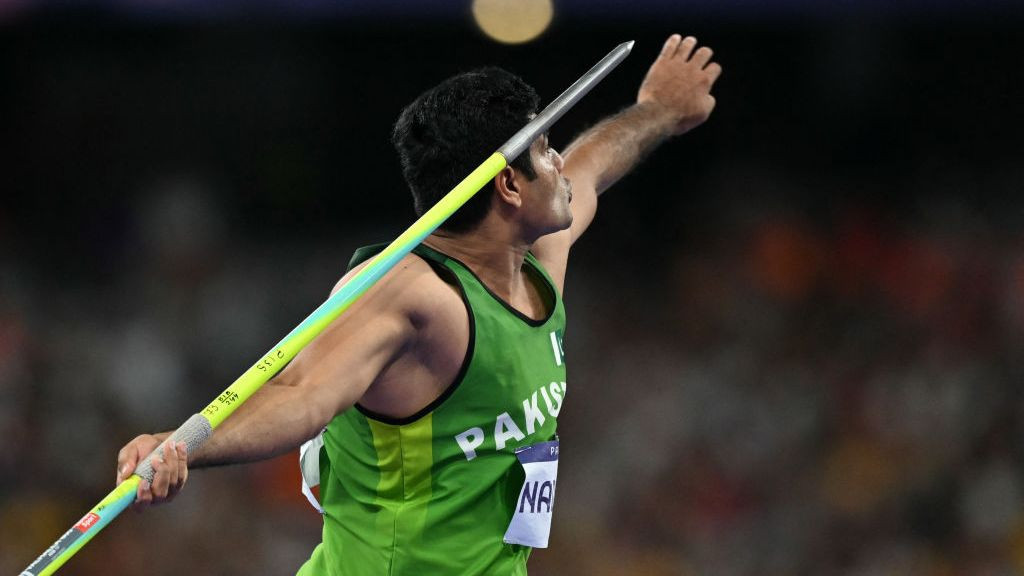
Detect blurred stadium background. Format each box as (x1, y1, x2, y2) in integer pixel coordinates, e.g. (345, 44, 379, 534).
(3, 0, 1024, 574)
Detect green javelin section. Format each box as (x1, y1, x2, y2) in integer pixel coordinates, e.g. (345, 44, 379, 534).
(199, 152, 509, 429)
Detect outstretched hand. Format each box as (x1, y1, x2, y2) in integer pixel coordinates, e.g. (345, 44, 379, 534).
(116, 435, 189, 512)
(638, 34, 722, 136)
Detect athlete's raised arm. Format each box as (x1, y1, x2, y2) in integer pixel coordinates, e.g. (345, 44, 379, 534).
(532, 34, 721, 287)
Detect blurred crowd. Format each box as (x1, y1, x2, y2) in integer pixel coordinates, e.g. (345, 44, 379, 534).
(4, 14, 1024, 576)
(542, 169, 1024, 575)
(4, 158, 1024, 575)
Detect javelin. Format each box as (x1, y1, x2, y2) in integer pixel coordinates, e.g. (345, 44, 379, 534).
(20, 39, 633, 576)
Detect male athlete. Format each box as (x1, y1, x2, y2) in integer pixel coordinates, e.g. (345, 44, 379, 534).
(115, 34, 720, 574)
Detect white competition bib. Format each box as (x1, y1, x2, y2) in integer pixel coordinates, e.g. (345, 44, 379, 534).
(503, 440, 559, 548)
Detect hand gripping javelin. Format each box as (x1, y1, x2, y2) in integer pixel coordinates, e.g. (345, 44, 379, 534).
(20, 40, 633, 576)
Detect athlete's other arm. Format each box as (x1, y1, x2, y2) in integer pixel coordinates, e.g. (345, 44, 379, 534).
(115, 259, 427, 511)
(533, 34, 721, 287)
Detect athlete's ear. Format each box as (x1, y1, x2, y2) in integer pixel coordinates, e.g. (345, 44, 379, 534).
(494, 166, 523, 208)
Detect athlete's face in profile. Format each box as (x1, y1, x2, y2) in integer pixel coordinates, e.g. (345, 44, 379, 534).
(518, 134, 572, 236)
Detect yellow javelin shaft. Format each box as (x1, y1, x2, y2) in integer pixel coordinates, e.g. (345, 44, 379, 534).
(20, 40, 633, 576)
(19, 153, 507, 576)
(199, 152, 509, 429)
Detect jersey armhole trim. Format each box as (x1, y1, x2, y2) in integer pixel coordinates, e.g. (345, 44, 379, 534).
(354, 253, 476, 426)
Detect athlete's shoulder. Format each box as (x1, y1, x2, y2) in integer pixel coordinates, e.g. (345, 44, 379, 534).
(327, 250, 469, 415)
(330, 252, 462, 324)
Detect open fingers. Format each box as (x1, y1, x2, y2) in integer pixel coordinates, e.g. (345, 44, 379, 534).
(660, 34, 682, 58)
(674, 36, 698, 61)
(705, 62, 723, 83)
(691, 46, 714, 68)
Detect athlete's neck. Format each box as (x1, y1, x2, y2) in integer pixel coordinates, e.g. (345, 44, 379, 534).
(424, 228, 533, 303)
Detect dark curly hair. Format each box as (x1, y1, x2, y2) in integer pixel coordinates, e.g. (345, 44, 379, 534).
(392, 67, 540, 233)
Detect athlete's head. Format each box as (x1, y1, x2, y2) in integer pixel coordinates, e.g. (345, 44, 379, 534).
(392, 67, 540, 234)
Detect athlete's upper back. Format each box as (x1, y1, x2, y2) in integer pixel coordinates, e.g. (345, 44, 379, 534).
(299, 242, 568, 576)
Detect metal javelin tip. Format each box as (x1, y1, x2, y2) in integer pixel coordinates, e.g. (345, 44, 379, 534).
(498, 41, 633, 161)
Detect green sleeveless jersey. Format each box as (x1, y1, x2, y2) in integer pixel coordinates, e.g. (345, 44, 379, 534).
(297, 243, 568, 576)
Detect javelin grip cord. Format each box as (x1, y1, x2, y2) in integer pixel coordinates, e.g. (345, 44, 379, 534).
(20, 39, 632, 576)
